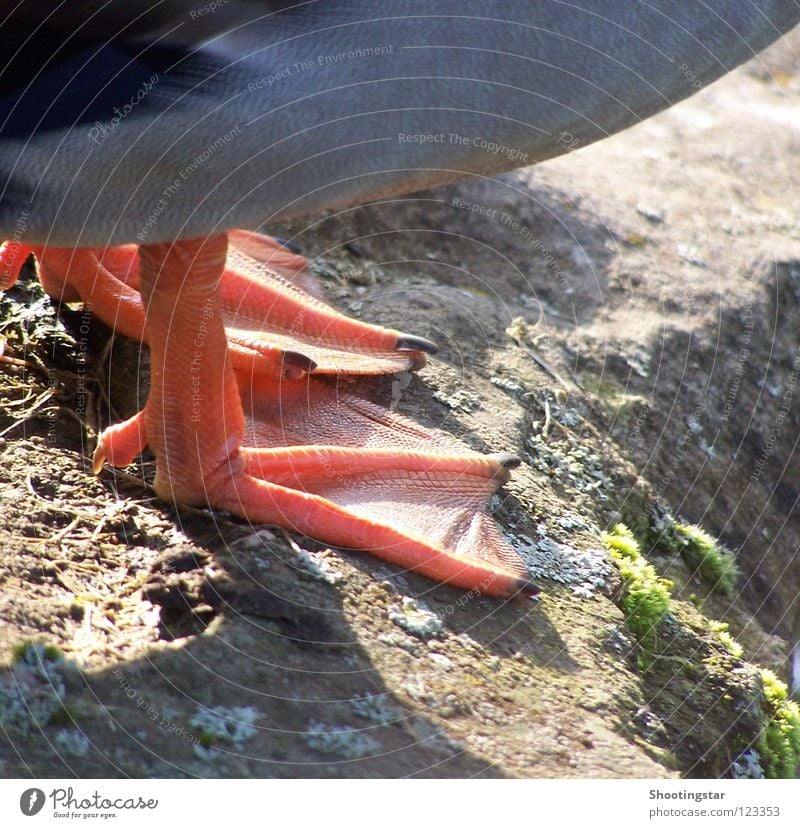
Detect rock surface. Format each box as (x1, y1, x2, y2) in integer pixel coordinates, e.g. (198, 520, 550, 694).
(1, 32, 798, 778)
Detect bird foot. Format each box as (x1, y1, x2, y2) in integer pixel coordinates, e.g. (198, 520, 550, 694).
(93, 383, 537, 597)
(2, 233, 536, 598)
(0, 231, 435, 380)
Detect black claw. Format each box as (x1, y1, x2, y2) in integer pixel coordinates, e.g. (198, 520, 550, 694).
(516, 579, 541, 598)
(490, 452, 521, 470)
(395, 335, 439, 355)
(282, 350, 317, 373)
(275, 237, 302, 255)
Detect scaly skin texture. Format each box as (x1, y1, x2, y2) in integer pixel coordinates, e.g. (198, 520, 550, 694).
(0, 233, 538, 598)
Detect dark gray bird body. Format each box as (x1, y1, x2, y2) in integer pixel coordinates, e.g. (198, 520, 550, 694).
(0, 1, 797, 247)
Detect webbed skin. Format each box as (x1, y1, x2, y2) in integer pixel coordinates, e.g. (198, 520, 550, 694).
(1, 2, 797, 595)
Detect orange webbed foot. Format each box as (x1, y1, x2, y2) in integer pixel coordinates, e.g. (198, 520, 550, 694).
(3, 231, 434, 381)
(219, 230, 437, 378)
(92, 362, 536, 597)
(238, 374, 536, 596)
(5, 232, 536, 598)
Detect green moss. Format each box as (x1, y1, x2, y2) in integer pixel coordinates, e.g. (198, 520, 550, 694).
(757, 669, 800, 779)
(675, 523, 739, 596)
(11, 640, 63, 664)
(606, 521, 796, 778)
(69, 601, 86, 622)
(651, 516, 739, 596)
(43, 644, 63, 662)
(707, 621, 744, 659)
(11, 642, 29, 663)
(197, 731, 216, 748)
(602, 523, 672, 651)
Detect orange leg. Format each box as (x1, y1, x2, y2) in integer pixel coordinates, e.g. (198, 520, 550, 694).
(134, 236, 536, 597)
(1, 240, 146, 340)
(2, 234, 537, 598)
(2, 233, 435, 380)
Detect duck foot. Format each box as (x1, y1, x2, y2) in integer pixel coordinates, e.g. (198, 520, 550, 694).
(0, 230, 435, 379)
(2, 233, 536, 598)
